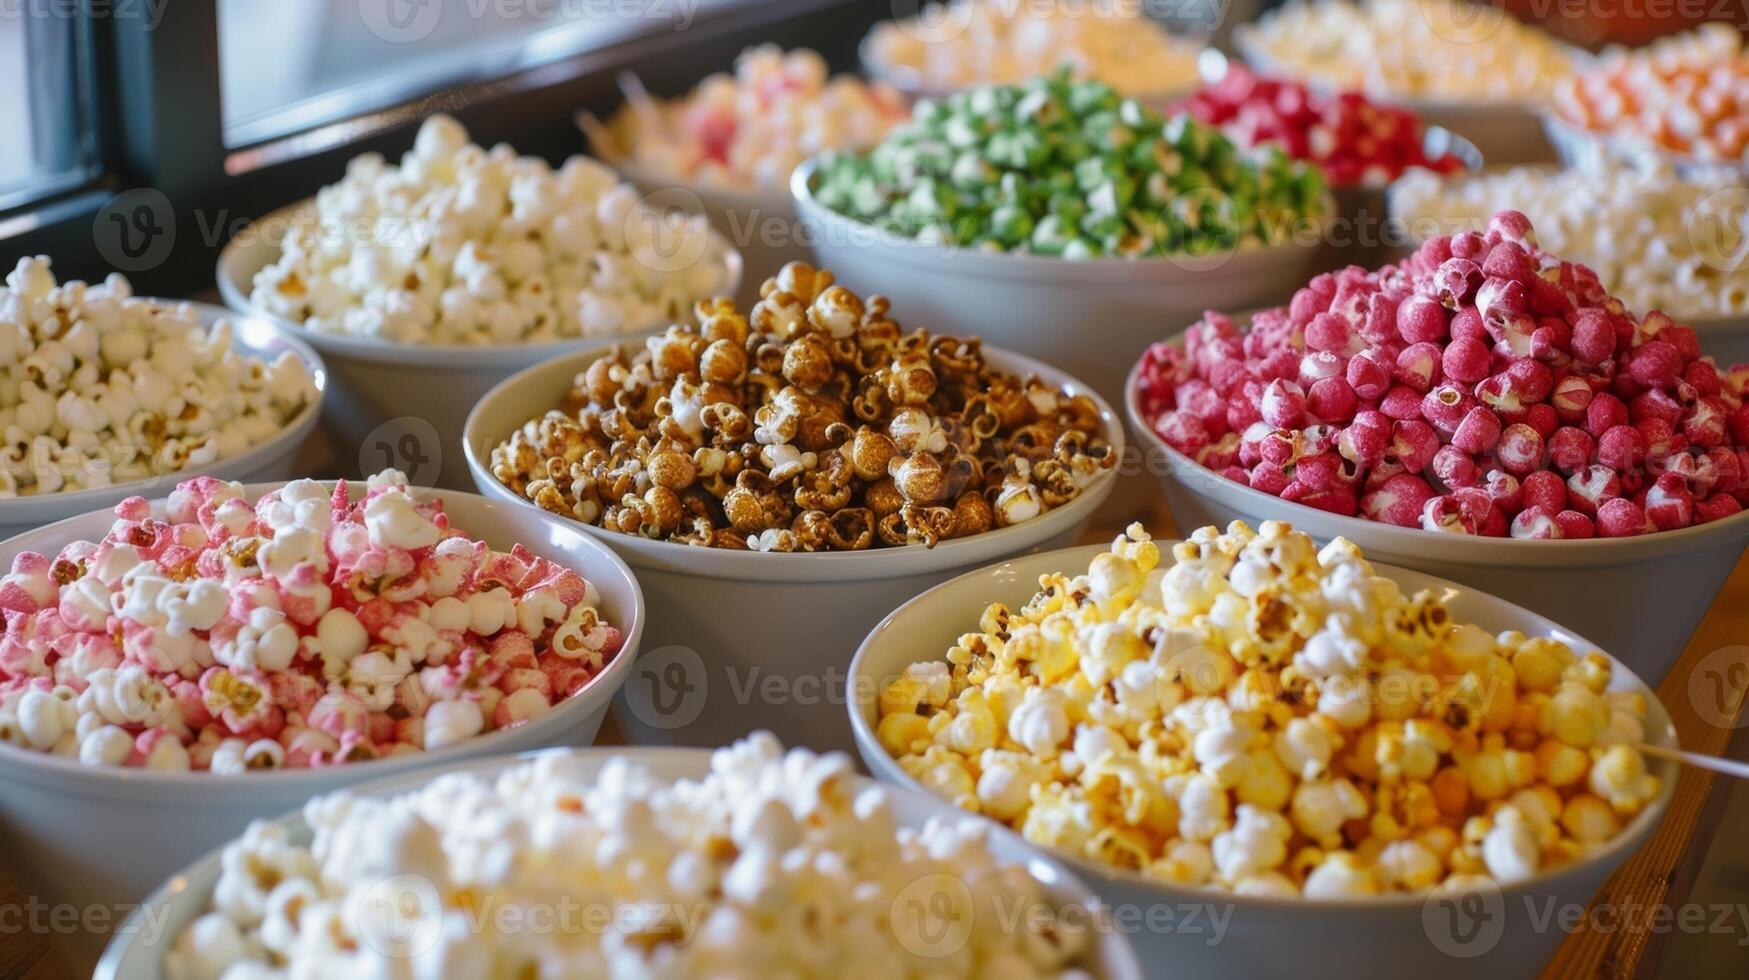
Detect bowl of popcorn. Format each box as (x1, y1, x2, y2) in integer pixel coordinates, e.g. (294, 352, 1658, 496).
(1127, 210, 1749, 681)
(463, 262, 1122, 753)
(583, 46, 909, 308)
(860, 0, 1206, 107)
(1175, 59, 1481, 266)
(0, 470, 643, 958)
(98, 734, 1143, 980)
(1548, 24, 1749, 177)
(216, 114, 742, 489)
(849, 521, 1676, 978)
(793, 71, 1333, 422)
(1390, 163, 1749, 369)
(1234, 0, 1576, 165)
(0, 259, 323, 539)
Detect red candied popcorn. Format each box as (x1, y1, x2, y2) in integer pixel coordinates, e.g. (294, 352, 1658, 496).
(1173, 65, 1469, 186)
(1137, 210, 1749, 538)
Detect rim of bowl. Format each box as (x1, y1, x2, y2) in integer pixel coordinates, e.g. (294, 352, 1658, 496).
(1229, 28, 1576, 116)
(0, 301, 328, 521)
(461, 339, 1125, 582)
(790, 159, 1333, 283)
(213, 198, 744, 367)
(846, 539, 1681, 912)
(95, 743, 1143, 980)
(1541, 108, 1749, 181)
(855, 28, 1202, 108)
(1122, 325, 1749, 566)
(0, 481, 646, 790)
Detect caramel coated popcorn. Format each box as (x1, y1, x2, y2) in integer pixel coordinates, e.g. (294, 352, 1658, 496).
(878, 521, 1661, 896)
(488, 263, 1115, 551)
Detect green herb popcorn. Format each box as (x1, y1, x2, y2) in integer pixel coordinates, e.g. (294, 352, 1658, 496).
(811, 73, 1331, 259)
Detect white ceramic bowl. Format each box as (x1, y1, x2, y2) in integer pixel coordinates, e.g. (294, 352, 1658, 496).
(95, 744, 1145, 980)
(792, 158, 1323, 519)
(848, 543, 1678, 979)
(0, 302, 326, 541)
(1124, 328, 1749, 682)
(0, 482, 644, 965)
(463, 341, 1122, 754)
(215, 199, 742, 490)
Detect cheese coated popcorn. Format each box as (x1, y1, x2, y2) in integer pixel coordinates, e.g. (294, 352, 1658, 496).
(0, 260, 315, 497)
(165, 733, 1099, 979)
(250, 115, 736, 345)
(1393, 164, 1749, 322)
(877, 522, 1663, 896)
(0, 471, 623, 771)
(488, 262, 1116, 550)
(866, 0, 1205, 98)
(598, 46, 908, 191)
(1239, 0, 1572, 104)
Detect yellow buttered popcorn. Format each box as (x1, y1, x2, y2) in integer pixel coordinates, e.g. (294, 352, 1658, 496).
(878, 521, 1663, 897)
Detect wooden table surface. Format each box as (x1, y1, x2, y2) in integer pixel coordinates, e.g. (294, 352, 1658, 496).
(5, 499, 1746, 978)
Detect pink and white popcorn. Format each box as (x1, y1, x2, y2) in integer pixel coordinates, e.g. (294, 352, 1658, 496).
(1135, 210, 1749, 538)
(596, 46, 908, 191)
(164, 734, 1095, 979)
(0, 471, 623, 771)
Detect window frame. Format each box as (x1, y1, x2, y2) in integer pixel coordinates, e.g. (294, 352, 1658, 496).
(0, 0, 883, 296)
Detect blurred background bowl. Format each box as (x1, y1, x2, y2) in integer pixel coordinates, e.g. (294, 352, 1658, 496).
(96, 744, 1145, 980)
(0, 482, 644, 969)
(849, 542, 1677, 978)
(464, 341, 1121, 755)
(215, 198, 741, 489)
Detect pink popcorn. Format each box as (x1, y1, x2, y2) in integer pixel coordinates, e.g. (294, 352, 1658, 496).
(1597, 497, 1650, 537)
(0, 473, 621, 772)
(1361, 473, 1433, 526)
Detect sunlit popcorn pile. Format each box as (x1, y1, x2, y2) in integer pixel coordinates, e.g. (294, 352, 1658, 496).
(165, 733, 1098, 979)
(0, 259, 315, 496)
(1393, 164, 1749, 322)
(0, 471, 622, 771)
(865, 0, 1205, 98)
(1239, 0, 1572, 104)
(1136, 210, 1749, 537)
(597, 46, 908, 190)
(878, 522, 1662, 896)
(251, 115, 736, 345)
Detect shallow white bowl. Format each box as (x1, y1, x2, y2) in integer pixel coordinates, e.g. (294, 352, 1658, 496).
(95, 744, 1144, 980)
(463, 341, 1122, 754)
(1124, 327, 1749, 682)
(0, 302, 326, 541)
(848, 543, 1678, 979)
(215, 199, 742, 490)
(0, 482, 644, 963)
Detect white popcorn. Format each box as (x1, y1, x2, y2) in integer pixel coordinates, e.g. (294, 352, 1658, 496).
(1303, 852, 1381, 899)
(1007, 686, 1072, 757)
(212, 607, 299, 673)
(252, 116, 734, 346)
(1482, 806, 1543, 883)
(78, 723, 133, 767)
(0, 261, 314, 498)
(1213, 805, 1293, 883)
(166, 734, 1092, 979)
(422, 699, 484, 751)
